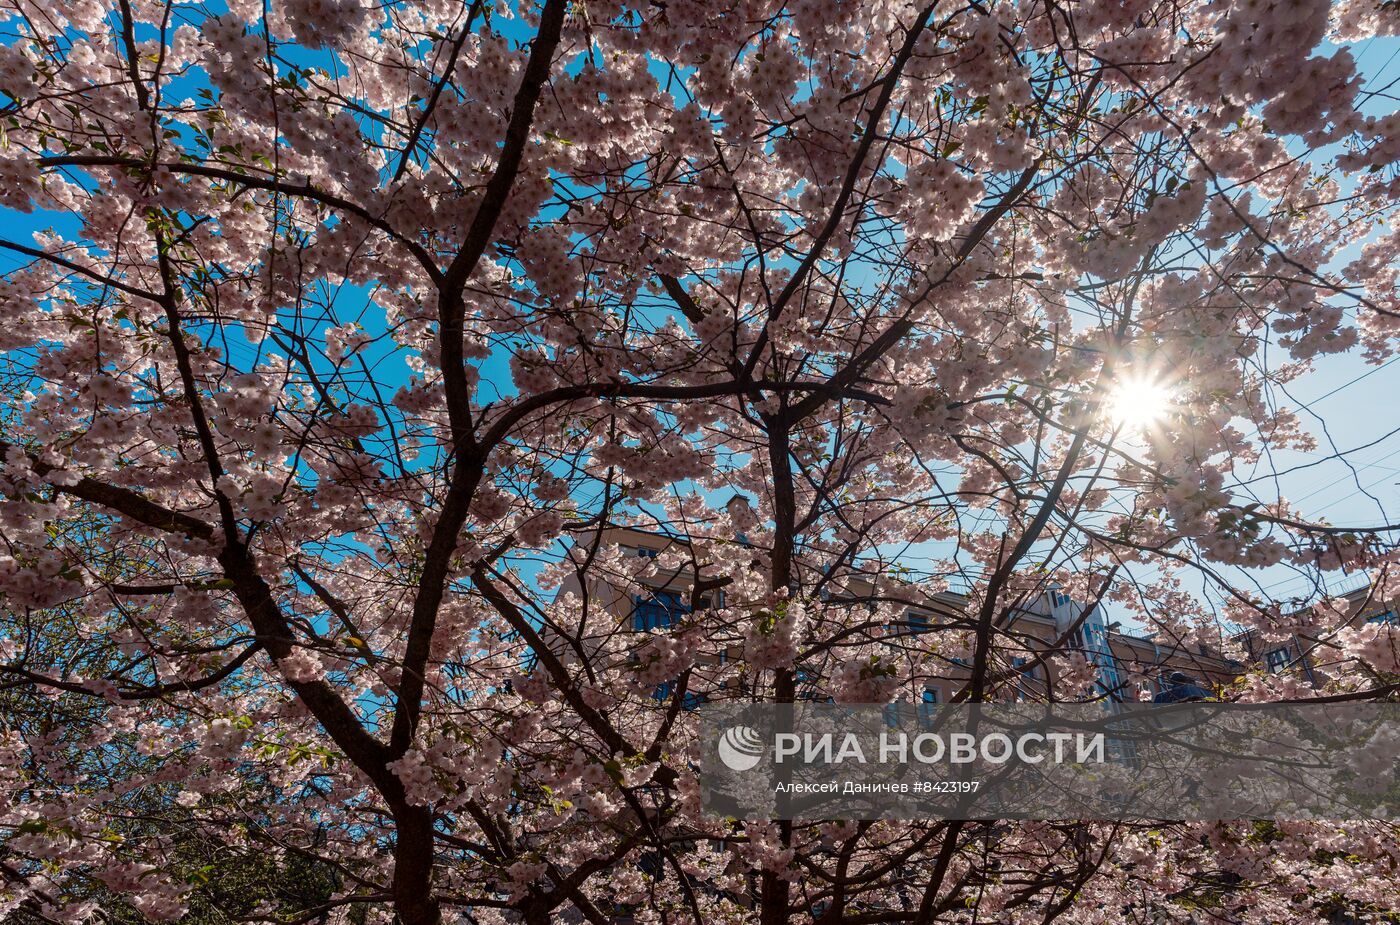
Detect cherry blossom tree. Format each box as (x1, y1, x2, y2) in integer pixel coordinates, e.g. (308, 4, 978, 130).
(1, 0, 1399, 923)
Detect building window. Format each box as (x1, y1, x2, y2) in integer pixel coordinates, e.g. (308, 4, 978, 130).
(905, 611, 930, 633)
(1366, 610, 1397, 625)
(1264, 646, 1293, 674)
(1012, 657, 1037, 701)
(635, 546, 658, 558)
(633, 591, 688, 631)
(653, 680, 704, 710)
(794, 667, 818, 695)
(696, 590, 723, 610)
(918, 688, 939, 728)
(1051, 591, 1071, 607)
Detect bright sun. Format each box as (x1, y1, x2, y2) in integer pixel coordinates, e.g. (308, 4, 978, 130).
(1105, 375, 1176, 433)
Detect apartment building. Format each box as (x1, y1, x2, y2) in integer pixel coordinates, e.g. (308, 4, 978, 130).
(547, 527, 1247, 705)
(1230, 577, 1397, 682)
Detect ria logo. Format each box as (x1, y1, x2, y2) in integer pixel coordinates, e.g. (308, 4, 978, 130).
(717, 725, 765, 771)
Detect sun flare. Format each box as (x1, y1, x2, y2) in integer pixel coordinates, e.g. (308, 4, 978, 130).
(1105, 375, 1176, 433)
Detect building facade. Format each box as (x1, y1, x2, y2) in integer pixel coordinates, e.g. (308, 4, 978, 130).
(546, 528, 1270, 706)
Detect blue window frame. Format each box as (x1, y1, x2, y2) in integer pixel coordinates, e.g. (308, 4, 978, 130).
(1366, 610, 1397, 625)
(903, 688, 939, 729)
(652, 680, 705, 710)
(919, 687, 940, 727)
(1264, 646, 1293, 673)
(633, 591, 689, 631)
(906, 611, 929, 632)
(1011, 657, 1037, 700)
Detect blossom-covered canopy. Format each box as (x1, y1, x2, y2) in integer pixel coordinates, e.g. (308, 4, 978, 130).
(1, 1, 1398, 923)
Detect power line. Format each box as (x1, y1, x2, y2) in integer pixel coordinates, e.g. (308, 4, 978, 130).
(1301, 354, 1400, 406)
